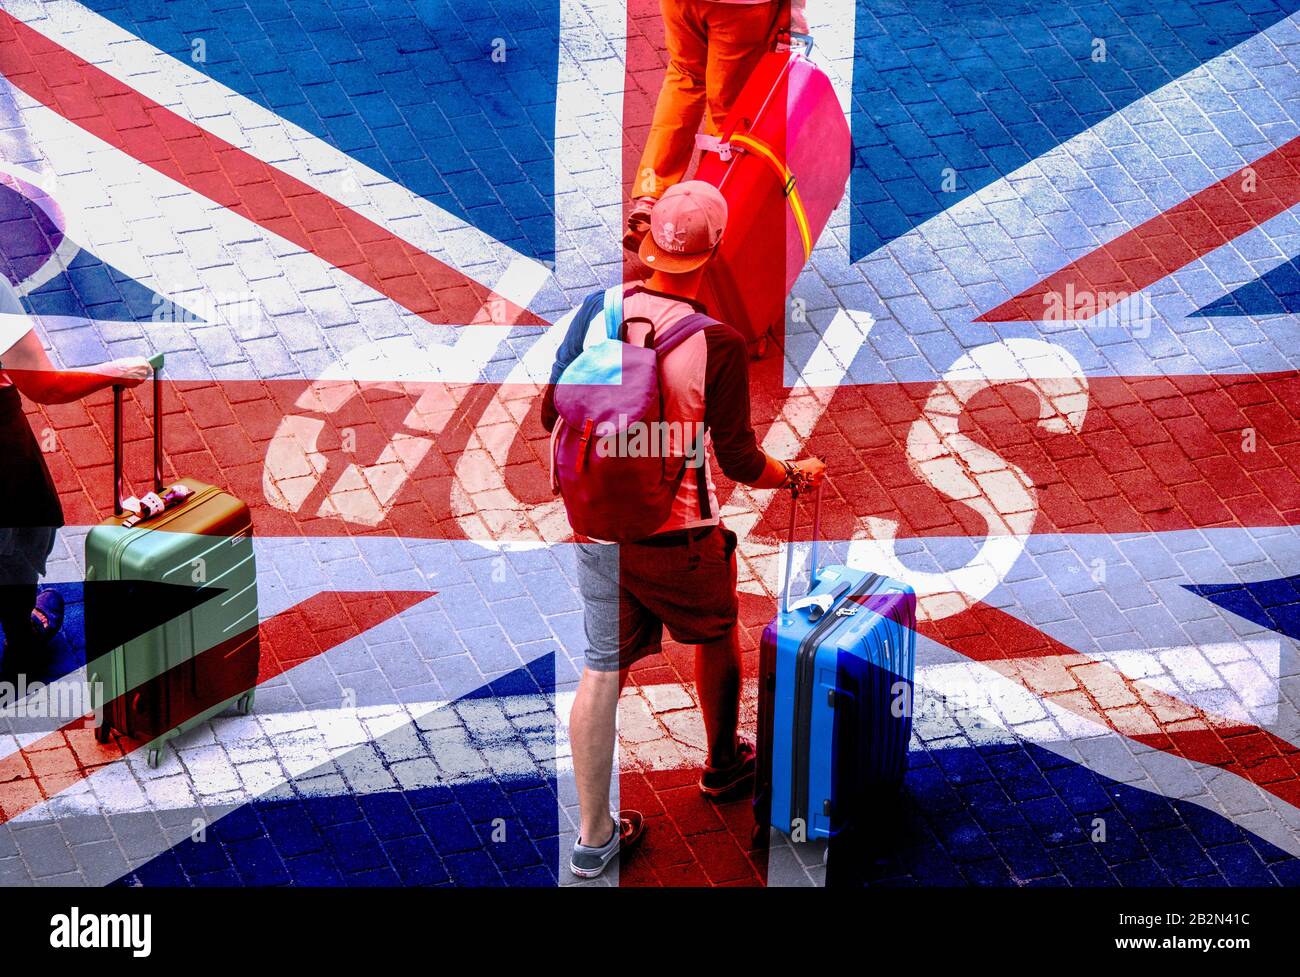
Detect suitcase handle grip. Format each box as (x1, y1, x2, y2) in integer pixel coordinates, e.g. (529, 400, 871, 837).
(112, 352, 165, 516)
(777, 31, 814, 57)
(781, 476, 824, 615)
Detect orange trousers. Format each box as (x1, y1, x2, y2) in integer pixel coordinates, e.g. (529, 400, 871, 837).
(635, 0, 776, 200)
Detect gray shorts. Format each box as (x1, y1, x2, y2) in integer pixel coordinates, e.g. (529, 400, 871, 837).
(0, 525, 57, 585)
(574, 525, 739, 672)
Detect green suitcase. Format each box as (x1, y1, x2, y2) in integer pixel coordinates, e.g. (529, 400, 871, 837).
(85, 354, 260, 768)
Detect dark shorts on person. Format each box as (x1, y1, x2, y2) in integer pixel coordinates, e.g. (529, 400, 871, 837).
(0, 526, 57, 585)
(0, 524, 58, 657)
(0, 382, 65, 657)
(574, 523, 739, 672)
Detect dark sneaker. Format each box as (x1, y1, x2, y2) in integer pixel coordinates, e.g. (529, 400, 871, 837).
(569, 810, 646, 879)
(622, 197, 657, 253)
(699, 738, 756, 799)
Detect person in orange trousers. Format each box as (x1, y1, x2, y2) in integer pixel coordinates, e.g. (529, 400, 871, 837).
(625, 0, 808, 252)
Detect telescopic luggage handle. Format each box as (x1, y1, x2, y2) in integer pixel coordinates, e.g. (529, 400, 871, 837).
(111, 352, 165, 516)
(781, 475, 824, 615)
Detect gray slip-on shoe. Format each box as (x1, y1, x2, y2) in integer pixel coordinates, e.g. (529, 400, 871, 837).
(569, 810, 646, 879)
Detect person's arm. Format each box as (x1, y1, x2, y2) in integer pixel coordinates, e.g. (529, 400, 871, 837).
(541, 295, 603, 433)
(2, 328, 151, 404)
(790, 0, 808, 36)
(703, 326, 824, 489)
(749, 451, 824, 490)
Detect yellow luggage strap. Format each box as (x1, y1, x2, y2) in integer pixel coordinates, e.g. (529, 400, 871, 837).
(729, 132, 813, 262)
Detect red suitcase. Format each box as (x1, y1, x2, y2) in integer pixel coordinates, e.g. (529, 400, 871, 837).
(695, 38, 851, 356)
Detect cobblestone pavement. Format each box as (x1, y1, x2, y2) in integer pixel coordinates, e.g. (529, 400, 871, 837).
(0, 0, 1297, 887)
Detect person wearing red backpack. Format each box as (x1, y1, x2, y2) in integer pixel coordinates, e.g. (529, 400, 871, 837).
(542, 180, 824, 878)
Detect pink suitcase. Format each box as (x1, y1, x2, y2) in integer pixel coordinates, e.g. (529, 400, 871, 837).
(695, 40, 850, 356)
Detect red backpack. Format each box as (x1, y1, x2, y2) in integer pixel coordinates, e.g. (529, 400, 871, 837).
(550, 287, 715, 542)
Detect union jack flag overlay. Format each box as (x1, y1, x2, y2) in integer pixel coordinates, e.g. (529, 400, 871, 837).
(0, 0, 1298, 889)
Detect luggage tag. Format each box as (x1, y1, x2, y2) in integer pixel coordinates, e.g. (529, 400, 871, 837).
(120, 491, 163, 528)
(119, 484, 193, 528)
(789, 580, 851, 622)
(788, 592, 833, 621)
(694, 133, 734, 162)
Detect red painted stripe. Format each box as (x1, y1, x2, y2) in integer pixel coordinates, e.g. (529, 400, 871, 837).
(616, 0, 773, 888)
(0, 589, 434, 826)
(978, 137, 1300, 322)
(30, 367, 1298, 541)
(0, 12, 545, 328)
(919, 602, 1300, 808)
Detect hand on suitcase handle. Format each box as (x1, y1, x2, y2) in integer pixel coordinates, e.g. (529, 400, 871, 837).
(777, 31, 814, 56)
(106, 352, 162, 389)
(784, 456, 826, 497)
(772, 0, 810, 52)
(100, 356, 154, 387)
(112, 352, 165, 516)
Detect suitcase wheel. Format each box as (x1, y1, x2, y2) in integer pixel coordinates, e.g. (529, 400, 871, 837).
(94, 722, 112, 745)
(147, 747, 162, 769)
(236, 691, 255, 715)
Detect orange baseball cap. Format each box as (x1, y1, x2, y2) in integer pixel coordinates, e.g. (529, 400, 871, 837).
(638, 181, 728, 273)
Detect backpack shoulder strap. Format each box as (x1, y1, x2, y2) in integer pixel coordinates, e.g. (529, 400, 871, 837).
(566, 288, 609, 352)
(602, 284, 625, 340)
(652, 312, 720, 524)
(652, 312, 717, 357)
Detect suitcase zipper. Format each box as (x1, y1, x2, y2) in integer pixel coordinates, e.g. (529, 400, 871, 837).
(790, 573, 881, 833)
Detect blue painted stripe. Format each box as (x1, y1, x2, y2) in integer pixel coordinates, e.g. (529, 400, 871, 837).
(113, 655, 559, 887)
(1185, 574, 1300, 640)
(23, 250, 184, 323)
(82, 0, 560, 263)
(849, 0, 1300, 262)
(833, 740, 1300, 887)
(1191, 255, 1300, 316)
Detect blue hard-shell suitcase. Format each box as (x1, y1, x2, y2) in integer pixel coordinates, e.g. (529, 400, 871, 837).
(754, 482, 917, 843)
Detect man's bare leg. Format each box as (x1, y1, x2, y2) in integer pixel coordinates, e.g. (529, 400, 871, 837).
(569, 665, 629, 846)
(695, 625, 742, 766)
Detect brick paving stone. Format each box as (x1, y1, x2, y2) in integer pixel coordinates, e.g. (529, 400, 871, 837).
(0, 0, 1297, 891)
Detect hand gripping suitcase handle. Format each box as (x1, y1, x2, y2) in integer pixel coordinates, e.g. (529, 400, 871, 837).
(769, 0, 812, 55)
(776, 31, 814, 56)
(112, 352, 165, 516)
(781, 476, 824, 615)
